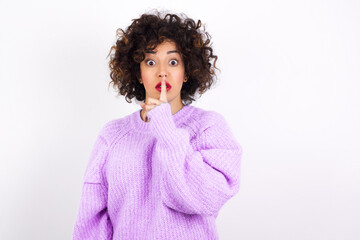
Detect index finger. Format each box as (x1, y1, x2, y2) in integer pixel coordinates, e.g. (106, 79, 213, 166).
(159, 76, 168, 103)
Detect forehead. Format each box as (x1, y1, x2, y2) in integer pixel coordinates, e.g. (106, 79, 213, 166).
(145, 40, 178, 52)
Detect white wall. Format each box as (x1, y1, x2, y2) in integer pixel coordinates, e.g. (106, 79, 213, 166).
(0, 0, 359, 239)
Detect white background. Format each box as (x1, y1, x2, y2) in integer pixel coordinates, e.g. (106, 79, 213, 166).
(0, 0, 359, 239)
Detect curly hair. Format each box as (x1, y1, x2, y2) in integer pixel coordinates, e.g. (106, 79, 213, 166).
(107, 9, 219, 105)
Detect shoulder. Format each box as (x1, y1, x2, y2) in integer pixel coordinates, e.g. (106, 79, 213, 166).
(188, 105, 227, 130)
(97, 115, 132, 148)
(182, 105, 230, 137)
(188, 106, 241, 150)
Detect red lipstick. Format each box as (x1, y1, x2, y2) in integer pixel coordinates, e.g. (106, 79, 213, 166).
(155, 82, 171, 91)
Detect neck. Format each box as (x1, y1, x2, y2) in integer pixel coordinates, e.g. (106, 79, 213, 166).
(170, 101, 184, 115)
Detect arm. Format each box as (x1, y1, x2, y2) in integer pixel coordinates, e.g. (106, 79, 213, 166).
(147, 103, 242, 216)
(73, 134, 113, 240)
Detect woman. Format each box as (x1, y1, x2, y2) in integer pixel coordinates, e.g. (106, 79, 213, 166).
(73, 9, 242, 240)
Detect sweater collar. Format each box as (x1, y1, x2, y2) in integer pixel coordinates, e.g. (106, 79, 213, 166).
(131, 103, 194, 132)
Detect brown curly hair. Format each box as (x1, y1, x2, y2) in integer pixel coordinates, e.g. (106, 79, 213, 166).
(107, 9, 219, 105)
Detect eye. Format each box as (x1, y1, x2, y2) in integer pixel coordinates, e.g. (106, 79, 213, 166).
(169, 59, 178, 66)
(145, 59, 155, 66)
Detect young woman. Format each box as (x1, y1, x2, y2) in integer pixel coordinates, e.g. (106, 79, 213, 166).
(73, 10, 242, 240)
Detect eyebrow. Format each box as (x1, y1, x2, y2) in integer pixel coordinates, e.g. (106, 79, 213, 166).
(145, 50, 179, 54)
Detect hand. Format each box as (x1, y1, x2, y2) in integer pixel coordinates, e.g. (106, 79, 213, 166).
(140, 76, 168, 122)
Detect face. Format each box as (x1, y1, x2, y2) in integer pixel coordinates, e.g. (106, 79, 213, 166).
(139, 40, 186, 105)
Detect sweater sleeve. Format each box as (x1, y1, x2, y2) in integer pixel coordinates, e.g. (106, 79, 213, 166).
(73, 133, 113, 240)
(147, 103, 242, 216)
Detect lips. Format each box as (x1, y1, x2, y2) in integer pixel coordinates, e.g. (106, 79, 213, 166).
(155, 82, 171, 88)
(155, 82, 171, 92)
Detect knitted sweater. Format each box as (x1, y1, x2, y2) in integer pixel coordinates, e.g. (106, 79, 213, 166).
(73, 102, 242, 240)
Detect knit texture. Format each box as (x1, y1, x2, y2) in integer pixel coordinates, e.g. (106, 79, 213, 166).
(73, 102, 242, 240)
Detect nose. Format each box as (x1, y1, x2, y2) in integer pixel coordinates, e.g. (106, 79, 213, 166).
(158, 73, 167, 78)
(157, 62, 168, 79)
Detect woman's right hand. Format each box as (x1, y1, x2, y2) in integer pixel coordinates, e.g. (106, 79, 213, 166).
(140, 76, 168, 122)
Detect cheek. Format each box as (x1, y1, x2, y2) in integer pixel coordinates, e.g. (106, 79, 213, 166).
(175, 77, 184, 87)
(140, 67, 152, 85)
(174, 70, 185, 84)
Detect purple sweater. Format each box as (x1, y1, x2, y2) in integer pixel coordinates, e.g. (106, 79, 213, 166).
(73, 102, 242, 240)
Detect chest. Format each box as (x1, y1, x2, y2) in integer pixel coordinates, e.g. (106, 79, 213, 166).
(104, 129, 199, 193)
(105, 134, 160, 191)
